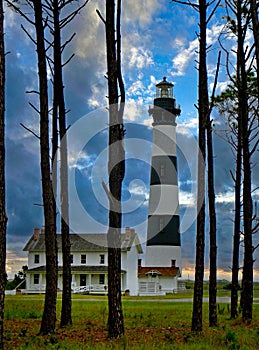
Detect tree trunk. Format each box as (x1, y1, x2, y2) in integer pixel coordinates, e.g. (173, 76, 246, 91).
(230, 117, 242, 319)
(236, 0, 253, 324)
(192, 0, 208, 333)
(52, 0, 72, 328)
(249, 0, 259, 101)
(0, 2, 7, 348)
(241, 114, 253, 324)
(32, 0, 58, 335)
(105, 0, 125, 339)
(207, 123, 218, 327)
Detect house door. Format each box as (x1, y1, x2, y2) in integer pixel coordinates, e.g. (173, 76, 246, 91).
(80, 274, 87, 286)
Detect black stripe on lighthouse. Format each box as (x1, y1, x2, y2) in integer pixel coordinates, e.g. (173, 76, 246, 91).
(150, 155, 177, 185)
(147, 215, 180, 246)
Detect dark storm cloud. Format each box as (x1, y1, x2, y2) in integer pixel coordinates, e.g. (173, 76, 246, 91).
(5, 19, 43, 248)
(6, 136, 42, 244)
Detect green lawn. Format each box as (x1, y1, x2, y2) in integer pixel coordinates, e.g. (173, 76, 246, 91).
(3, 293, 259, 349)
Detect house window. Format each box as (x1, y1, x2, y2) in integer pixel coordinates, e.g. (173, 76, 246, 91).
(171, 259, 176, 267)
(70, 255, 74, 264)
(34, 274, 40, 285)
(80, 274, 86, 286)
(100, 254, 105, 264)
(34, 254, 40, 264)
(99, 274, 105, 285)
(81, 254, 86, 264)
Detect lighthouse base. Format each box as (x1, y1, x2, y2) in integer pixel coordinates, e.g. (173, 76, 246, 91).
(144, 245, 181, 269)
(138, 248, 182, 295)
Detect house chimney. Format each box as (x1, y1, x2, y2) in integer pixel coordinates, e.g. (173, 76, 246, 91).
(33, 227, 40, 241)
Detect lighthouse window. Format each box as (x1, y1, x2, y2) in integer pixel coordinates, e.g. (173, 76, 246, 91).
(161, 88, 169, 97)
(159, 218, 164, 232)
(160, 163, 165, 177)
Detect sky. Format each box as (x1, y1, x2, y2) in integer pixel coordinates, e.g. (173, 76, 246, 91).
(4, 0, 259, 280)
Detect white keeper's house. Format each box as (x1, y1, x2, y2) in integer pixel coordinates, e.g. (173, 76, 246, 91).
(23, 77, 184, 296)
(23, 227, 143, 296)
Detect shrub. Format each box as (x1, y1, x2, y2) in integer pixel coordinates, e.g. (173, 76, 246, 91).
(226, 330, 237, 343)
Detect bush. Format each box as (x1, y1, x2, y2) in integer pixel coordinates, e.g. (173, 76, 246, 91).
(226, 331, 237, 343)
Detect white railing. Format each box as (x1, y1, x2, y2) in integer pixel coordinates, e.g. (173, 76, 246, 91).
(5, 290, 16, 295)
(73, 284, 108, 295)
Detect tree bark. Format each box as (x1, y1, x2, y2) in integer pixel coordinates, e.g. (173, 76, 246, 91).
(230, 116, 242, 319)
(105, 0, 125, 339)
(207, 122, 218, 327)
(32, 0, 58, 335)
(51, 0, 72, 328)
(249, 0, 259, 101)
(236, 0, 253, 324)
(192, 0, 208, 333)
(0, 1, 7, 348)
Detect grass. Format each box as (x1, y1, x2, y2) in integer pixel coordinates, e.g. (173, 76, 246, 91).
(3, 293, 259, 349)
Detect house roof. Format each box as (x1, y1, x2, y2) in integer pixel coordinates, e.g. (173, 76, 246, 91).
(138, 266, 180, 277)
(27, 265, 126, 273)
(23, 232, 143, 254)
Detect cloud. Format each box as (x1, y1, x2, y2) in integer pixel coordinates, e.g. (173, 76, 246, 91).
(172, 24, 224, 77)
(123, 0, 161, 28)
(6, 250, 27, 279)
(128, 47, 154, 70)
(177, 118, 198, 135)
(216, 190, 235, 204)
(172, 38, 198, 76)
(179, 191, 195, 207)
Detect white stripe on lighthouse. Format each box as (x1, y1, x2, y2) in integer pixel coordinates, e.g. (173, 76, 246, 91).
(148, 184, 179, 216)
(152, 125, 177, 157)
(145, 246, 181, 268)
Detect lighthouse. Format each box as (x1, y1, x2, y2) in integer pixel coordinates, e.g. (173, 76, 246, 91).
(144, 77, 181, 273)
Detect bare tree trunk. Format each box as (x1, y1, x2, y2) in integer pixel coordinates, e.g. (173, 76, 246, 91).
(241, 116, 253, 324)
(0, 2, 7, 348)
(192, 0, 208, 333)
(207, 123, 218, 327)
(249, 0, 259, 100)
(207, 52, 221, 328)
(52, 0, 72, 328)
(231, 118, 242, 319)
(32, 0, 58, 335)
(105, 0, 125, 339)
(235, 0, 253, 324)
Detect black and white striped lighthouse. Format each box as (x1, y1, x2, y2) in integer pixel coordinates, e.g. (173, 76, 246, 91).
(145, 77, 181, 269)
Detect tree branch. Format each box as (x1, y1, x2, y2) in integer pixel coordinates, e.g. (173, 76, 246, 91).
(62, 53, 75, 67)
(20, 123, 40, 139)
(96, 9, 106, 24)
